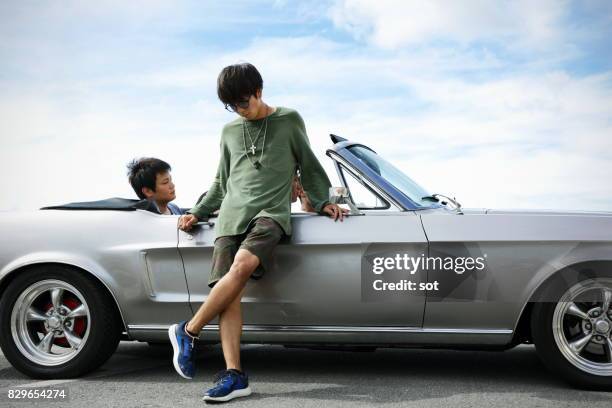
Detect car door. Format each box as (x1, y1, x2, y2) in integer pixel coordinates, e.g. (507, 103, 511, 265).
(178, 216, 427, 327)
(269, 209, 428, 326)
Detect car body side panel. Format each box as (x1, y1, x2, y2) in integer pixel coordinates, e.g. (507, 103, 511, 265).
(420, 212, 612, 331)
(0, 210, 192, 333)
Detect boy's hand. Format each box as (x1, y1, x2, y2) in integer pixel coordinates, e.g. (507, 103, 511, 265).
(179, 214, 199, 231)
(322, 203, 349, 222)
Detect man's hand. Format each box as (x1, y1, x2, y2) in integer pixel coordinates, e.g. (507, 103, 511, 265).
(322, 203, 349, 222)
(179, 214, 199, 231)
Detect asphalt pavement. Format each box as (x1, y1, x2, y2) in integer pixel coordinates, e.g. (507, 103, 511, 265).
(1, 342, 611, 407)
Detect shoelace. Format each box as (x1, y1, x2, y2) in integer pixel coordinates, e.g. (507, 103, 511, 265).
(212, 370, 237, 386)
(181, 335, 195, 360)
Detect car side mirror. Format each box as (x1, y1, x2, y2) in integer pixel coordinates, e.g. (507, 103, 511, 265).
(329, 187, 362, 215)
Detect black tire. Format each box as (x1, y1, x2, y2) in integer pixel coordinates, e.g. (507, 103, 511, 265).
(0, 265, 122, 378)
(531, 274, 612, 390)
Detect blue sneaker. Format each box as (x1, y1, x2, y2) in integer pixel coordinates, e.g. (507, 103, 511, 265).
(203, 369, 252, 402)
(168, 321, 196, 379)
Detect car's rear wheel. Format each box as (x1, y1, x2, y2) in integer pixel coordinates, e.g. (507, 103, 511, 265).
(0, 265, 121, 378)
(532, 276, 612, 390)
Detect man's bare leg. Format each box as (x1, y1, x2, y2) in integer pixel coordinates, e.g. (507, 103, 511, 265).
(186, 249, 258, 335)
(219, 287, 245, 371)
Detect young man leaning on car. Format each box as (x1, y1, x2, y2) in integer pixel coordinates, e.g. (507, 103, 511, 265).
(169, 62, 347, 402)
(126, 157, 184, 215)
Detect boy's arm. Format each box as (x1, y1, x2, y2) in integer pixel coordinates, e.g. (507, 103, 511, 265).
(187, 139, 229, 219)
(291, 112, 331, 214)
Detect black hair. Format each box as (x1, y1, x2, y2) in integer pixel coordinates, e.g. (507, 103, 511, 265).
(217, 62, 263, 105)
(126, 157, 171, 199)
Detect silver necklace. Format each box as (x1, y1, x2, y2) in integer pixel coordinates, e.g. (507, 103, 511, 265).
(242, 107, 269, 170)
(244, 114, 266, 155)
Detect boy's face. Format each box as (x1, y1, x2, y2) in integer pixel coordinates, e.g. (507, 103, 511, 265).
(142, 171, 176, 203)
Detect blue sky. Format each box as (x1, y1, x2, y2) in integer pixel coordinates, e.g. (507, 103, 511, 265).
(1, 0, 611, 211)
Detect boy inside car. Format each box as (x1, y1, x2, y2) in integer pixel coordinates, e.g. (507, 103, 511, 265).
(168, 62, 348, 402)
(127, 157, 184, 215)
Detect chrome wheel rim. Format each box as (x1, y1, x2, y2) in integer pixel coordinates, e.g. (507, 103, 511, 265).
(553, 278, 612, 376)
(10, 279, 91, 366)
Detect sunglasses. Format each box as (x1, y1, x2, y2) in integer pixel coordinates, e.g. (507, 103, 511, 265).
(224, 97, 251, 113)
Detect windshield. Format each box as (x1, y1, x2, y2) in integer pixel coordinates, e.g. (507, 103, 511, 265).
(347, 146, 436, 208)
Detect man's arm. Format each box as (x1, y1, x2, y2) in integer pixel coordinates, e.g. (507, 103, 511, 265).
(185, 138, 229, 220)
(290, 111, 331, 213)
(187, 171, 225, 219)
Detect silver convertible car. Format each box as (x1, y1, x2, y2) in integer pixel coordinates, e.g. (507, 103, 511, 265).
(1, 135, 611, 390)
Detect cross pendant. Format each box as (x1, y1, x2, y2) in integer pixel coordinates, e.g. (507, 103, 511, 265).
(249, 144, 256, 155)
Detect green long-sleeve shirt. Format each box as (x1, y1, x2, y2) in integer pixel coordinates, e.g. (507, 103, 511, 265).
(188, 106, 331, 237)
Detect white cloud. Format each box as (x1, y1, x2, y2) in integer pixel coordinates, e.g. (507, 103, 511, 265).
(329, 0, 568, 50)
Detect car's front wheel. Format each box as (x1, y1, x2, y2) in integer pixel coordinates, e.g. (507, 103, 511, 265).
(532, 276, 612, 390)
(0, 265, 121, 378)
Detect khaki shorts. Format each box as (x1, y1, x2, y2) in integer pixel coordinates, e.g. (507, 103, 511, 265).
(208, 217, 284, 288)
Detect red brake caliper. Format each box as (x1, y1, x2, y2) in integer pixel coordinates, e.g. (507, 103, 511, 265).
(41, 298, 87, 347)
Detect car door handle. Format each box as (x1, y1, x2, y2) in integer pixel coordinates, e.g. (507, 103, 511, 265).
(195, 221, 215, 227)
